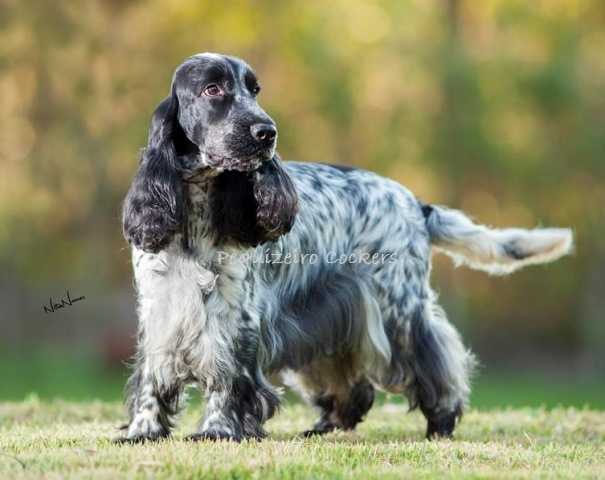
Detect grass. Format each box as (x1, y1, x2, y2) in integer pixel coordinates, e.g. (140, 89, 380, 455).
(0, 399, 604, 479)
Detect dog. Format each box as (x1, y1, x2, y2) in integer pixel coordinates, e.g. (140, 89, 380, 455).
(119, 52, 573, 442)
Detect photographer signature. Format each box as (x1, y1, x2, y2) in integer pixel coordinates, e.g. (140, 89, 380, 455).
(43, 290, 86, 314)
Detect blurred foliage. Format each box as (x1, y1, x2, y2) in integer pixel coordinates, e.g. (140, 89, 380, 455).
(0, 0, 604, 365)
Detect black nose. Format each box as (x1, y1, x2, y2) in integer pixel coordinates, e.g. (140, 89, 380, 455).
(250, 123, 277, 144)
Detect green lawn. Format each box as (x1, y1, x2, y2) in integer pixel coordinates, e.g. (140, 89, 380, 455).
(0, 400, 603, 479)
(1, 350, 604, 410)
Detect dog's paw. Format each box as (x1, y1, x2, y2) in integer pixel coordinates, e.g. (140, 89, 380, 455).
(301, 421, 336, 438)
(426, 427, 454, 440)
(425, 409, 461, 440)
(185, 430, 242, 442)
(301, 429, 326, 438)
(113, 431, 168, 445)
(115, 416, 170, 445)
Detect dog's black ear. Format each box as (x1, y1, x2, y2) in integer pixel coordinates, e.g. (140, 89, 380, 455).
(253, 155, 298, 240)
(210, 170, 264, 246)
(210, 155, 298, 247)
(122, 88, 186, 253)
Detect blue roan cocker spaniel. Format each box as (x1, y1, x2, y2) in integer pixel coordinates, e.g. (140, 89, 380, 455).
(119, 53, 573, 442)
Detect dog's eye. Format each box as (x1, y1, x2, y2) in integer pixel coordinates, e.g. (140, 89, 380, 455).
(203, 84, 223, 97)
(251, 84, 261, 96)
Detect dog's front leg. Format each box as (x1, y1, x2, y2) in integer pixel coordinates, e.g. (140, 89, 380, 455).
(189, 364, 280, 442)
(117, 363, 182, 443)
(117, 246, 214, 443)
(189, 388, 245, 441)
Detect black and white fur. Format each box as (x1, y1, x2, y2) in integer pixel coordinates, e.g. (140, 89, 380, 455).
(119, 53, 573, 442)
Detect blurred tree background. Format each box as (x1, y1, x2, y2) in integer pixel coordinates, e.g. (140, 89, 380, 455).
(0, 0, 603, 406)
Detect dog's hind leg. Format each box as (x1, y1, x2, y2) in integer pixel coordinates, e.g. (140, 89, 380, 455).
(400, 302, 476, 439)
(303, 379, 375, 437)
(283, 357, 375, 437)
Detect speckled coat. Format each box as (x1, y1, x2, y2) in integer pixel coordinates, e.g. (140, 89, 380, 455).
(123, 161, 572, 442)
(120, 53, 572, 443)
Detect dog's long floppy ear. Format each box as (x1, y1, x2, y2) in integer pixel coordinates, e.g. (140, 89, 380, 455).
(210, 155, 298, 246)
(253, 155, 298, 241)
(122, 87, 186, 253)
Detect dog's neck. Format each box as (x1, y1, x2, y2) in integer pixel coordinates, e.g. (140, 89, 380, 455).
(182, 167, 255, 251)
(182, 168, 214, 251)
(179, 153, 217, 226)
(180, 157, 288, 252)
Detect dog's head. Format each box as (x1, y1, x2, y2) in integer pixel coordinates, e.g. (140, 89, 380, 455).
(122, 53, 298, 252)
(174, 53, 278, 173)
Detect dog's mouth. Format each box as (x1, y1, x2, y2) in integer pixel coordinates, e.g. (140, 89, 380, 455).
(181, 150, 271, 182)
(208, 153, 265, 172)
(202, 147, 273, 172)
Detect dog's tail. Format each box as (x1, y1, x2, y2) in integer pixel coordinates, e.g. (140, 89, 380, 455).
(422, 204, 573, 275)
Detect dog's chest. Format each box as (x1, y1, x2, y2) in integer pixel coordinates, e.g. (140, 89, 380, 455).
(134, 245, 255, 387)
(134, 180, 265, 387)
(185, 181, 255, 287)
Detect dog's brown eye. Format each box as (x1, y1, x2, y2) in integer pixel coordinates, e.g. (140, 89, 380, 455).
(252, 85, 261, 95)
(203, 84, 223, 97)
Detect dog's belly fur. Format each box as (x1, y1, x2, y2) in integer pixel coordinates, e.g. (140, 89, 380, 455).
(129, 162, 472, 439)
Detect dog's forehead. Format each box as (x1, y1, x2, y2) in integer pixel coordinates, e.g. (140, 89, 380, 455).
(196, 52, 251, 69)
(177, 53, 254, 83)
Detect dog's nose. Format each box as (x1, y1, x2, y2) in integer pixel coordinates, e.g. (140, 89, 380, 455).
(250, 123, 277, 144)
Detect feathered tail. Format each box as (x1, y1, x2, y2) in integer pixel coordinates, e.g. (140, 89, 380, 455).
(423, 205, 573, 275)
